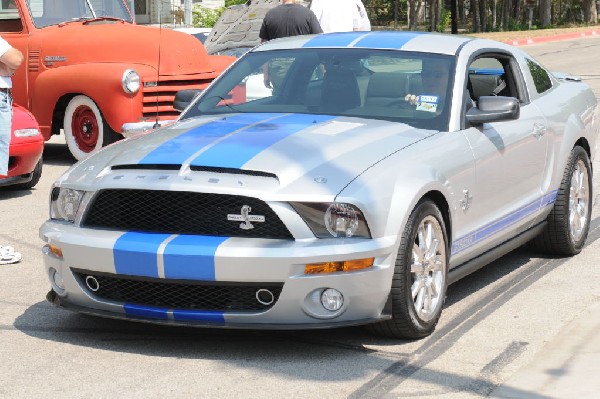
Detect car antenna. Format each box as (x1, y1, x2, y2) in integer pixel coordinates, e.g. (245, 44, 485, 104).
(153, 2, 162, 129)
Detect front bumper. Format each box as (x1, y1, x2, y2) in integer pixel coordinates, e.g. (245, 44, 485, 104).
(40, 222, 399, 329)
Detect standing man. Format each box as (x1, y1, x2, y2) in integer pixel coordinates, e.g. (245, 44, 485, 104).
(0, 35, 24, 265)
(309, 0, 371, 33)
(259, 0, 322, 92)
(0, 34, 23, 179)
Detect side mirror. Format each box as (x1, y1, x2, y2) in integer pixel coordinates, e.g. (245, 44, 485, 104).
(174, 89, 203, 111)
(466, 96, 520, 125)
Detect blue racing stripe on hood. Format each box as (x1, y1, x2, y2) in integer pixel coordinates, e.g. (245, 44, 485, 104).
(353, 31, 426, 49)
(303, 32, 367, 47)
(114, 232, 172, 277)
(190, 114, 335, 169)
(138, 113, 281, 165)
(163, 235, 227, 281)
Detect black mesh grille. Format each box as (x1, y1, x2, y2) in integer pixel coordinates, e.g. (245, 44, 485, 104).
(73, 270, 283, 312)
(82, 189, 293, 239)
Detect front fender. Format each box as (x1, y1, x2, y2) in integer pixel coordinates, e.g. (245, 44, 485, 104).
(31, 63, 158, 139)
(336, 132, 476, 251)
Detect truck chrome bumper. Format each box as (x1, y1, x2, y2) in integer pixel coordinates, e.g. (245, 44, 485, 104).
(121, 120, 175, 138)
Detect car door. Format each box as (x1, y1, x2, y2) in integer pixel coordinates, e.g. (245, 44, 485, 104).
(451, 53, 549, 265)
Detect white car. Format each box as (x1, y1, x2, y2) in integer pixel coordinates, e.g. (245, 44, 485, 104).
(41, 32, 598, 339)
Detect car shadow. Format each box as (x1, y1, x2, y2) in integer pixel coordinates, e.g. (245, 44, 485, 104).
(43, 141, 77, 166)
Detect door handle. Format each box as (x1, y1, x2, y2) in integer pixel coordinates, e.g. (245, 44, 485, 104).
(532, 123, 546, 140)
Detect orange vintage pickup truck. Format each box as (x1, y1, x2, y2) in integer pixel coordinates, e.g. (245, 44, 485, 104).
(0, 0, 233, 160)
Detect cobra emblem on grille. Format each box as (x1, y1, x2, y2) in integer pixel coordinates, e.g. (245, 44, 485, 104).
(227, 205, 265, 230)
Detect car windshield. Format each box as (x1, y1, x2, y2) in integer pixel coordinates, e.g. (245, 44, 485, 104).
(27, 0, 133, 28)
(181, 48, 455, 131)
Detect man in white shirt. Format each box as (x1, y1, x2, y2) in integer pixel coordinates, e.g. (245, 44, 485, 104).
(310, 0, 371, 33)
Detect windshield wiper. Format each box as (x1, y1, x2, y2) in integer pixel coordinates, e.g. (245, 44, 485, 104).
(82, 16, 127, 24)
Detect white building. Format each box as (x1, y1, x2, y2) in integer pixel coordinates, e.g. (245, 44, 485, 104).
(129, 0, 225, 25)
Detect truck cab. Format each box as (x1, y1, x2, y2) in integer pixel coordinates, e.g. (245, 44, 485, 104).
(0, 0, 233, 160)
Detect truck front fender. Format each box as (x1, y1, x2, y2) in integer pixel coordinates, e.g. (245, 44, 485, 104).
(31, 63, 158, 139)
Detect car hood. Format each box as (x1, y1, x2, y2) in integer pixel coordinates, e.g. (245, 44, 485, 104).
(36, 23, 215, 76)
(62, 113, 437, 197)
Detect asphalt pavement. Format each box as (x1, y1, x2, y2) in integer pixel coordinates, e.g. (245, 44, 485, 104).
(488, 28, 600, 399)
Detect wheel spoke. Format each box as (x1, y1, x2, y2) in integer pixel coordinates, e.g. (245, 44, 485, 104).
(411, 278, 424, 299)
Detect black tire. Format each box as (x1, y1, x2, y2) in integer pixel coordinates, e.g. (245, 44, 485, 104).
(9, 158, 42, 190)
(529, 146, 592, 256)
(369, 199, 449, 339)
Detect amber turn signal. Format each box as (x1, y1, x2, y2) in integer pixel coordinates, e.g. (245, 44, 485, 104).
(305, 258, 374, 274)
(48, 244, 63, 258)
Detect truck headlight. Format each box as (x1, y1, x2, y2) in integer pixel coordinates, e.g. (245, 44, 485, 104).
(291, 202, 371, 238)
(122, 69, 140, 94)
(50, 187, 85, 223)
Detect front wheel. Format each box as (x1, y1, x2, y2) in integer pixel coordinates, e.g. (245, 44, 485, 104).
(529, 146, 592, 255)
(63, 95, 120, 161)
(369, 199, 449, 339)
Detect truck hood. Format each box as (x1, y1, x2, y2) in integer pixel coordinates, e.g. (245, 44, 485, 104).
(37, 22, 215, 75)
(62, 113, 437, 197)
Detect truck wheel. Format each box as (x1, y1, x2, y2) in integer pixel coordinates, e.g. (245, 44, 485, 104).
(369, 199, 449, 339)
(64, 95, 120, 161)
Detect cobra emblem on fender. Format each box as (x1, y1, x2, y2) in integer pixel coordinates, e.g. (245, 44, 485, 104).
(227, 205, 266, 230)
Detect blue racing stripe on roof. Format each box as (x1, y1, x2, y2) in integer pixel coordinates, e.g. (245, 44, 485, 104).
(124, 304, 169, 320)
(190, 114, 335, 169)
(172, 309, 225, 324)
(353, 31, 425, 49)
(303, 32, 366, 47)
(114, 232, 171, 277)
(138, 113, 281, 165)
(162, 235, 227, 281)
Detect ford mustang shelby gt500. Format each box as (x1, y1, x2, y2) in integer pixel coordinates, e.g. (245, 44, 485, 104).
(40, 32, 598, 339)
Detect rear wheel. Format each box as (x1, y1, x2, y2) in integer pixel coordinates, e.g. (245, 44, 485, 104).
(63, 95, 120, 161)
(529, 146, 592, 255)
(370, 199, 449, 339)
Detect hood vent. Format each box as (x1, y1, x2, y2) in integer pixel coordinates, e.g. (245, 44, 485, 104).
(112, 164, 181, 171)
(111, 164, 278, 179)
(190, 166, 278, 180)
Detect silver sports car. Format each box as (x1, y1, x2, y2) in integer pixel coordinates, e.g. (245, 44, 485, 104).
(40, 32, 598, 339)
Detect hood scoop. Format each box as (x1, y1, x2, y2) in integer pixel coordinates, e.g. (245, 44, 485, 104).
(112, 164, 181, 171)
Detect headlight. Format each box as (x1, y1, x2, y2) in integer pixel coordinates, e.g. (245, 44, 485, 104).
(122, 69, 140, 94)
(50, 187, 85, 223)
(14, 128, 40, 137)
(291, 202, 371, 238)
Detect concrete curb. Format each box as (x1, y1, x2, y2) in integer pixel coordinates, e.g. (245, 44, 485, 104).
(503, 29, 600, 46)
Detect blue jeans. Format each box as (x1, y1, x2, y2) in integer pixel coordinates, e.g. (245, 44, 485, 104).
(0, 90, 12, 176)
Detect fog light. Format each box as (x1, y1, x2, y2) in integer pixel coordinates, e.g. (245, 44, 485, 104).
(321, 288, 343, 311)
(49, 267, 66, 294)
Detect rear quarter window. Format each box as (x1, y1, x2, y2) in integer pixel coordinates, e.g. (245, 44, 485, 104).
(526, 58, 552, 94)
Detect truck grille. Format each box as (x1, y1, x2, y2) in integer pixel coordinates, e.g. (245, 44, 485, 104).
(82, 189, 294, 239)
(73, 269, 283, 312)
(142, 76, 214, 119)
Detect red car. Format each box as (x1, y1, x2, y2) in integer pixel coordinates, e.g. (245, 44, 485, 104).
(0, 104, 43, 189)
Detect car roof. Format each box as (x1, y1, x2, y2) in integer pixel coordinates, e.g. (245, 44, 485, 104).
(254, 31, 475, 56)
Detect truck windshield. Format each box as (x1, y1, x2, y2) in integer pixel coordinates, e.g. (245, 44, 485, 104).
(27, 0, 133, 28)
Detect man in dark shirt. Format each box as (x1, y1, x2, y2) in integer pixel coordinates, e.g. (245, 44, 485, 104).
(259, 0, 322, 92)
